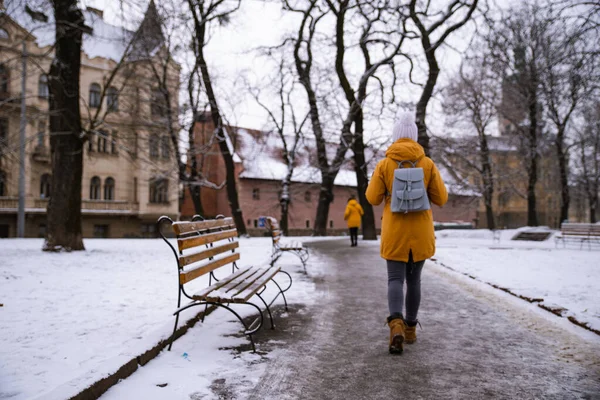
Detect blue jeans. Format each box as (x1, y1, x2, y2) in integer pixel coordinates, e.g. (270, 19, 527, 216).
(386, 256, 425, 322)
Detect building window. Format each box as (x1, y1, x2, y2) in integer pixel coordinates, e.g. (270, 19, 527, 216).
(141, 223, 156, 238)
(151, 88, 165, 117)
(149, 134, 159, 158)
(104, 177, 115, 200)
(247, 219, 251, 226)
(97, 130, 109, 153)
(37, 120, 46, 147)
(106, 87, 118, 111)
(133, 177, 138, 202)
(0, 28, 9, 40)
(130, 132, 138, 157)
(90, 176, 101, 200)
(149, 178, 168, 203)
(0, 64, 9, 98)
(40, 173, 51, 199)
(160, 136, 170, 159)
(89, 83, 101, 108)
(111, 131, 118, 154)
(305, 220, 310, 228)
(93, 224, 109, 238)
(329, 220, 333, 228)
(88, 135, 94, 152)
(38, 75, 49, 99)
(253, 219, 258, 228)
(252, 188, 260, 200)
(0, 118, 8, 148)
(0, 171, 5, 196)
(304, 191, 311, 202)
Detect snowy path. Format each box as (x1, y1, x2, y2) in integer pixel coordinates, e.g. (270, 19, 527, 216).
(248, 240, 600, 399)
(100, 239, 600, 399)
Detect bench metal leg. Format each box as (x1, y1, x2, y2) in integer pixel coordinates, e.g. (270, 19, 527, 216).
(168, 313, 181, 351)
(256, 292, 275, 329)
(272, 270, 292, 312)
(170, 301, 263, 353)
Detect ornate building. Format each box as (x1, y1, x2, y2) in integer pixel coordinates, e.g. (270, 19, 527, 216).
(0, 1, 179, 238)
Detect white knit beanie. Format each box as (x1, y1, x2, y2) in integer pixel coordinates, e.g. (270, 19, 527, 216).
(392, 112, 418, 142)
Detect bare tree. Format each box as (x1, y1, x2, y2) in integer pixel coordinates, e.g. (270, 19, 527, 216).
(408, 0, 480, 154)
(43, 0, 90, 251)
(485, 2, 554, 227)
(284, 0, 340, 235)
(443, 57, 498, 229)
(251, 59, 308, 235)
(186, 0, 247, 234)
(575, 102, 600, 222)
(539, 5, 597, 225)
(324, 0, 411, 240)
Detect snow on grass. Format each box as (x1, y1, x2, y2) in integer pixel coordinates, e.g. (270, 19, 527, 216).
(434, 229, 600, 332)
(0, 237, 318, 400)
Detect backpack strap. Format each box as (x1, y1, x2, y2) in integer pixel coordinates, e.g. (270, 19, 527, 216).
(397, 160, 417, 168)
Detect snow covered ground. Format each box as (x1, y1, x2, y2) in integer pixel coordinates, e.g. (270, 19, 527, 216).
(1, 230, 599, 399)
(434, 228, 600, 332)
(0, 237, 321, 400)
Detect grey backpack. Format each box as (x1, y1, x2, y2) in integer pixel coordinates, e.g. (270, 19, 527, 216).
(390, 160, 431, 213)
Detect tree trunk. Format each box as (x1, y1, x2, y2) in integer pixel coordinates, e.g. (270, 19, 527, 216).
(187, 124, 204, 217)
(479, 133, 495, 230)
(192, 11, 246, 235)
(353, 112, 377, 239)
(415, 55, 439, 156)
(556, 130, 570, 224)
(526, 78, 539, 227)
(280, 199, 290, 236)
(280, 177, 292, 236)
(590, 201, 597, 223)
(43, 0, 85, 251)
(314, 176, 335, 235)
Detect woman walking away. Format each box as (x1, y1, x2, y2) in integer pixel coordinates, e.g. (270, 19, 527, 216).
(366, 112, 448, 354)
(344, 196, 364, 247)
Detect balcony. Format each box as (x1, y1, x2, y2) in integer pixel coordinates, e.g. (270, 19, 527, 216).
(0, 197, 18, 211)
(32, 145, 51, 164)
(33, 199, 139, 214)
(82, 200, 139, 213)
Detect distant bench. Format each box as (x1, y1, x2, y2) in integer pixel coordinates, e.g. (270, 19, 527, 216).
(555, 223, 600, 250)
(158, 215, 292, 352)
(264, 217, 309, 270)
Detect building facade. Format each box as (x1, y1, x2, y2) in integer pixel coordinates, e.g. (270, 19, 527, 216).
(0, 2, 179, 238)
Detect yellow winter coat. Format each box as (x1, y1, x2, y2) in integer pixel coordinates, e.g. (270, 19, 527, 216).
(366, 139, 448, 262)
(344, 199, 364, 228)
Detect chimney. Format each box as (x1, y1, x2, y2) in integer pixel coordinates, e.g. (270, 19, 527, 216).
(86, 6, 103, 19)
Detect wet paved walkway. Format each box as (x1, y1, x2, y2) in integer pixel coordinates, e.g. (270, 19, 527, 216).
(249, 240, 600, 400)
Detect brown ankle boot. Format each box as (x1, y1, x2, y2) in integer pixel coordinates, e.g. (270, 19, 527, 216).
(387, 315, 405, 354)
(404, 320, 419, 344)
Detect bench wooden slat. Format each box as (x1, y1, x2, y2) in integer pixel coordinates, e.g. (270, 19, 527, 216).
(205, 266, 277, 303)
(191, 266, 255, 299)
(178, 229, 238, 252)
(213, 267, 262, 296)
(233, 266, 281, 302)
(173, 218, 235, 235)
(200, 268, 264, 302)
(179, 241, 239, 267)
(180, 253, 240, 284)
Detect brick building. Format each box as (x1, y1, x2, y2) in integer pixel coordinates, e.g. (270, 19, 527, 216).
(181, 114, 479, 236)
(0, 2, 179, 238)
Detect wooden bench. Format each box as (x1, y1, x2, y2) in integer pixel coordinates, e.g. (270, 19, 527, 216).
(555, 223, 600, 250)
(264, 217, 309, 270)
(158, 215, 292, 352)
